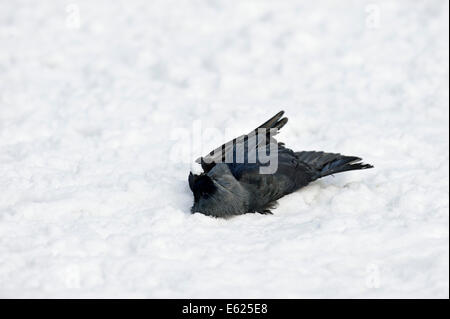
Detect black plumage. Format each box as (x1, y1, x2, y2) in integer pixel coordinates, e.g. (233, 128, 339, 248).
(189, 111, 373, 217)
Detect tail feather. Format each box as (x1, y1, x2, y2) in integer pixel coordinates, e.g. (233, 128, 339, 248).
(295, 151, 373, 180)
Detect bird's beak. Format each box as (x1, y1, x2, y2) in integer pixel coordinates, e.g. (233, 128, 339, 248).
(188, 172, 195, 191)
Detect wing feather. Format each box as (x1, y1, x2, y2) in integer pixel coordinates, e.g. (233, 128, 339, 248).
(196, 111, 288, 172)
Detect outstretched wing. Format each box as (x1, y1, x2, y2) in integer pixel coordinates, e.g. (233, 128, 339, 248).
(196, 111, 288, 173)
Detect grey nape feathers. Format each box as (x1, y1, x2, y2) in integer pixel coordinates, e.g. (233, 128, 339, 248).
(189, 111, 373, 218)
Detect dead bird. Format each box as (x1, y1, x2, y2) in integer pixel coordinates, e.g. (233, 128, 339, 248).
(189, 111, 373, 217)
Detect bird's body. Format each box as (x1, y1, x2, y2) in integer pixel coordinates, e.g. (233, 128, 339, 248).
(189, 111, 373, 217)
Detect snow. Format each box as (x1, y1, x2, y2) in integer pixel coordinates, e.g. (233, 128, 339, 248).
(0, 0, 448, 298)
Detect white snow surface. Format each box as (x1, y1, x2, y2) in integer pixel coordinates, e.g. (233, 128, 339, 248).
(0, 0, 448, 298)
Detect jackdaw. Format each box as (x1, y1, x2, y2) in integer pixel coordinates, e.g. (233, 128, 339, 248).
(189, 111, 373, 217)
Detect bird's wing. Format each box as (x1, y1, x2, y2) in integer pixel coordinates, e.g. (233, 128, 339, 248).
(196, 111, 288, 173)
(231, 147, 316, 212)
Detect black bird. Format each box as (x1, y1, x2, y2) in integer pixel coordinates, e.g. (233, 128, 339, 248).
(189, 111, 373, 217)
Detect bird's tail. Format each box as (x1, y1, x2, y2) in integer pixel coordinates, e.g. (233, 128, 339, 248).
(295, 151, 373, 180)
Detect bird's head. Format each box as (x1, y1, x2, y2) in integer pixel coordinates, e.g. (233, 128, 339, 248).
(188, 172, 217, 202)
(188, 167, 248, 218)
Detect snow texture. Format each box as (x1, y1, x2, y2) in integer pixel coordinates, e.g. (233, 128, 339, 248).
(0, 0, 448, 298)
